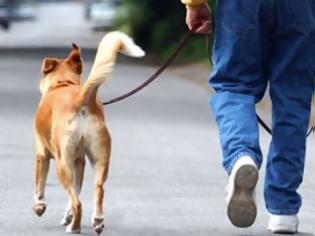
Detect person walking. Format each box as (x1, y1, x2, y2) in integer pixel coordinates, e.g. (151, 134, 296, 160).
(182, 0, 315, 234)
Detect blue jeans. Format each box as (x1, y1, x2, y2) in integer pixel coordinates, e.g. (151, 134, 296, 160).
(209, 0, 315, 215)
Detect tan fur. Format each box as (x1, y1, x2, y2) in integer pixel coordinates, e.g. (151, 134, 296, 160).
(33, 32, 144, 234)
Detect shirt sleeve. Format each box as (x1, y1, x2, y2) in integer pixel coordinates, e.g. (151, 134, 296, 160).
(181, 0, 206, 8)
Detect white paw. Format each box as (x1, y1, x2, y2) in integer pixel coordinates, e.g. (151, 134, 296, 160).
(93, 217, 105, 235)
(60, 214, 73, 226)
(33, 202, 47, 217)
(66, 225, 81, 234)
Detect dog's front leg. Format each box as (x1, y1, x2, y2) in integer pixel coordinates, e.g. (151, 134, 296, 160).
(33, 152, 50, 217)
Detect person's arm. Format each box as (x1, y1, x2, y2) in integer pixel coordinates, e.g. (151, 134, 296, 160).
(181, 0, 212, 34)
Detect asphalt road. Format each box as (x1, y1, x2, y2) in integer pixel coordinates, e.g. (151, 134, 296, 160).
(0, 2, 314, 236)
(0, 51, 314, 236)
(0, 3, 103, 49)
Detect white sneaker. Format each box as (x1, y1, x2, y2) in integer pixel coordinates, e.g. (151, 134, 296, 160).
(226, 156, 259, 228)
(268, 214, 299, 234)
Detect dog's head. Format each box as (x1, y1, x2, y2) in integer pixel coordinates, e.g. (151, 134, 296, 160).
(39, 43, 84, 94)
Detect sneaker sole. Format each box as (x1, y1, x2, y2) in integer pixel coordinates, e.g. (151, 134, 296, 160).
(270, 229, 297, 234)
(227, 164, 258, 228)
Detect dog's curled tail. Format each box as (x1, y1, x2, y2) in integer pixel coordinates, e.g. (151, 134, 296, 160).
(78, 31, 145, 106)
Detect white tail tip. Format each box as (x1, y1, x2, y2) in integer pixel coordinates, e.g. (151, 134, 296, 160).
(122, 45, 145, 58)
(104, 31, 145, 58)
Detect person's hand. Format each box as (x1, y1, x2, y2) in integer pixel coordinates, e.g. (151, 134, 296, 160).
(185, 3, 212, 34)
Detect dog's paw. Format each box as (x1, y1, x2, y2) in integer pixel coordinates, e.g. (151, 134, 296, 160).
(66, 225, 81, 234)
(93, 218, 105, 235)
(60, 214, 73, 226)
(33, 203, 47, 217)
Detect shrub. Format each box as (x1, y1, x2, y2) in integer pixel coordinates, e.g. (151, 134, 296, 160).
(116, 0, 216, 62)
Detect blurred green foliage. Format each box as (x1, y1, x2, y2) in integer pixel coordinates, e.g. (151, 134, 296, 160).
(116, 0, 216, 62)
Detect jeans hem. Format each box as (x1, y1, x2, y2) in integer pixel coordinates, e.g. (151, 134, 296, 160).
(267, 208, 299, 215)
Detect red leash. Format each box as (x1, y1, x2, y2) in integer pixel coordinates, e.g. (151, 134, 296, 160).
(102, 25, 200, 106)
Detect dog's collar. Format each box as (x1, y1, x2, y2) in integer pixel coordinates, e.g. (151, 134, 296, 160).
(47, 80, 76, 92)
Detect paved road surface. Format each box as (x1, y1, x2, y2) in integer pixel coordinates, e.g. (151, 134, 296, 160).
(0, 3, 103, 49)
(0, 51, 314, 236)
(0, 2, 314, 236)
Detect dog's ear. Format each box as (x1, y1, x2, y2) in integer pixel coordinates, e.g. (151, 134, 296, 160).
(66, 43, 83, 74)
(41, 57, 58, 75)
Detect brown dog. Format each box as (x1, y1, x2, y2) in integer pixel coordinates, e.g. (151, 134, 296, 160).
(33, 32, 144, 234)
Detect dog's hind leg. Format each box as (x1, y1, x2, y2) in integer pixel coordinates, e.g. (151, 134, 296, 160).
(33, 138, 50, 217)
(60, 156, 85, 227)
(92, 159, 110, 235)
(55, 155, 82, 234)
(88, 128, 111, 235)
